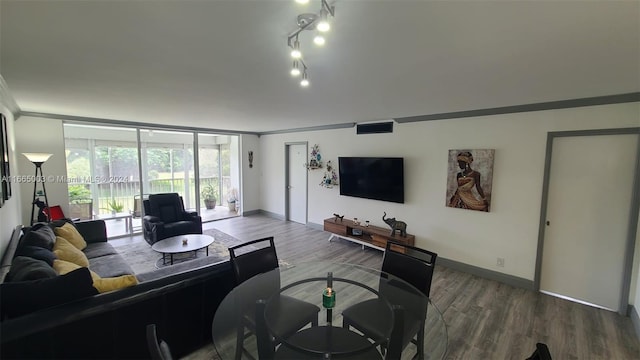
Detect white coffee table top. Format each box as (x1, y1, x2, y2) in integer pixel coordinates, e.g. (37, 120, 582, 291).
(151, 234, 214, 254)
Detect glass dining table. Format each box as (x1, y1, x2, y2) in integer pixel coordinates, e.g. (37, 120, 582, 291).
(212, 261, 447, 359)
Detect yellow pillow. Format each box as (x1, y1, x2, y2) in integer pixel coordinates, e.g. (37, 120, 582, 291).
(53, 237, 90, 267)
(53, 259, 82, 274)
(52, 259, 137, 293)
(92, 275, 138, 293)
(54, 223, 87, 250)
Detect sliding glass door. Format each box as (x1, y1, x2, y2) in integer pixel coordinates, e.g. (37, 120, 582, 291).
(139, 129, 195, 210)
(64, 123, 240, 238)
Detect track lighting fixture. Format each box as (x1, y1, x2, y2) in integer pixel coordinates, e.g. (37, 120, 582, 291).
(291, 60, 301, 76)
(290, 38, 302, 59)
(287, 0, 335, 87)
(313, 34, 326, 46)
(300, 71, 310, 87)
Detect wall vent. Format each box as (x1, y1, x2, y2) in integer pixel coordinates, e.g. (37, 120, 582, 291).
(356, 122, 393, 134)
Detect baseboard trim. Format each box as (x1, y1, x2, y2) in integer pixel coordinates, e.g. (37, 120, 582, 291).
(258, 210, 285, 221)
(241, 209, 261, 216)
(307, 216, 535, 290)
(307, 221, 323, 231)
(631, 305, 640, 341)
(437, 257, 534, 290)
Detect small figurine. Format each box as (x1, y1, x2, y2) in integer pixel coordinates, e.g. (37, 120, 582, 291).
(382, 212, 408, 237)
(333, 213, 344, 222)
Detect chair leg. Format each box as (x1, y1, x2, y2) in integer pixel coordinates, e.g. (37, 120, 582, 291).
(235, 324, 245, 360)
(415, 325, 425, 360)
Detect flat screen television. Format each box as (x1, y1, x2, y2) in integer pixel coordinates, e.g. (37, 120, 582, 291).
(338, 157, 404, 203)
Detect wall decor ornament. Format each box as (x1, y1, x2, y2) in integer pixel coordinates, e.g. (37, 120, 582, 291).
(248, 150, 254, 168)
(446, 149, 495, 212)
(304, 144, 323, 170)
(320, 160, 338, 188)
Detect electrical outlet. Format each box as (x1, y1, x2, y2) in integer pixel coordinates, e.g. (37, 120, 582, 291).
(497, 257, 505, 267)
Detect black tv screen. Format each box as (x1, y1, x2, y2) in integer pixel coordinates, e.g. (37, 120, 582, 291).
(338, 157, 404, 203)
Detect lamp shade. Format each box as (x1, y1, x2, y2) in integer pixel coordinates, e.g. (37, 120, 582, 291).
(23, 153, 53, 164)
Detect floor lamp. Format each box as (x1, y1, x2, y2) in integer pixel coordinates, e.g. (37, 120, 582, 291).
(23, 153, 53, 225)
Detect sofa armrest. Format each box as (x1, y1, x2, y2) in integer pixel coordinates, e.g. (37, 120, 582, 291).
(74, 220, 107, 244)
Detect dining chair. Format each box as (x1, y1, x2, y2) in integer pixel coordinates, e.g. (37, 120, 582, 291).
(146, 324, 174, 360)
(342, 241, 437, 360)
(255, 299, 405, 360)
(229, 237, 320, 360)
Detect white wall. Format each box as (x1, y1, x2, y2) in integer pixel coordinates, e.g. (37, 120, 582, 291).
(0, 104, 22, 259)
(14, 116, 68, 225)
(240, 134, 260, 214)
(259, 102, 640, 283)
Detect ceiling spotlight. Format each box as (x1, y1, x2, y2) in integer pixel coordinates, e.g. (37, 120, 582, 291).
(291, 61, 301, 76)
(295, 0, 309, 3)
(317, 9, 330, 32)
(291, 39, 302, 59)
(313, 34, 326, 46)
(300, 72, 310, 87)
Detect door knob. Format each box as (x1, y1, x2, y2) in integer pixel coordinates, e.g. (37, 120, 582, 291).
(546, 220, 550, 226)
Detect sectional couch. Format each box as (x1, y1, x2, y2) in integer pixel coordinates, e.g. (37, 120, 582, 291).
(0, 219, 236, 358)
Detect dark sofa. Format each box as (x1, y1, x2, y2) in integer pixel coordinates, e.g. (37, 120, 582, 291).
(0, 220, 236, 359)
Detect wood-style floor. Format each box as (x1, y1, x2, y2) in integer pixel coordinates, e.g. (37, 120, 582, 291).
(170, 214, 640, 359)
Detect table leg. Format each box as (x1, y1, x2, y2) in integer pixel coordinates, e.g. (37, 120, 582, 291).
(206, 246, 209, 256)
(170, 254, 174, 265)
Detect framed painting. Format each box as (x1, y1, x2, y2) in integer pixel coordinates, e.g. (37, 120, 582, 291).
(1, 113, 10, 202)
(446, 149, 495, 212)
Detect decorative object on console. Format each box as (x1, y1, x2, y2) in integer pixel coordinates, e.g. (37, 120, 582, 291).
(287, 0, 336, 87)
(304, 144, 323, 169)
(446, 149, 495, 212)
(324, 217, 415, 253)
(382, 212, 408, 237)
(332, 213, 344, 222)
(23, 153, 53, 225)
(319, 160, 339, 188)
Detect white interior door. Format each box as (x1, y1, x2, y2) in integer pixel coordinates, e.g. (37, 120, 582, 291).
(540, 134, 638, 311)
(287, 144, 307, 224)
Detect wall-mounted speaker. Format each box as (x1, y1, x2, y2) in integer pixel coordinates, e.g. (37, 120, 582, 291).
(356, 121, 393, 134)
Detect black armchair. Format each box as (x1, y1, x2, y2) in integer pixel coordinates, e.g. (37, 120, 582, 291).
(142, 193, 202, 245)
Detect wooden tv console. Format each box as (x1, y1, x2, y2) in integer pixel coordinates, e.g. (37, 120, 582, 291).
(324, 217, 415, 253)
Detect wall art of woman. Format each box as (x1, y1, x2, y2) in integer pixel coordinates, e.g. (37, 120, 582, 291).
(447, 150, 494, 212)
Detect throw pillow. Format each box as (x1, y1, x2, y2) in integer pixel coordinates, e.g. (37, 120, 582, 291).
(20, 223, 56, 250)
(6, 256, 58, 282)
(14, 245, 57, 266)
(54, 222, 87, 250)
(92, 274, 138, 293)
(53, 237, 89, 267)
(0, 267, 98, 319)
(53, 259, 84, 275)
(52, 260, 137, 293)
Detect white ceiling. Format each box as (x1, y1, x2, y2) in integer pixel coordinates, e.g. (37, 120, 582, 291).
(1, 1, 638, 133)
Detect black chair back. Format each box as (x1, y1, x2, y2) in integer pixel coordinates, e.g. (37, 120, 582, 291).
(229, 237, 278, 284)
(148, 193, 185, 222)
(381, 241, 437, 297)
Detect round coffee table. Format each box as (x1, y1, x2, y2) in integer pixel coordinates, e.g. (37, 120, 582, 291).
(151, 234, 214, 265)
